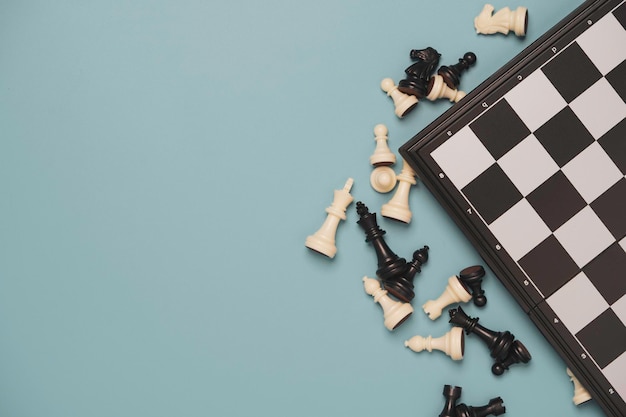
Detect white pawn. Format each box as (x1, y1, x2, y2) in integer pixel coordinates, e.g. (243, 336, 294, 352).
(474, 4, 528, 37)
(381, 78, 418, 118)
(405, 327, 465, 360)
(369, 124, 396, 166)
(422, 275, 472, 320)
(381, 158, 416, 223)
(566, 368, 592, 405)
(363, 276, 413, 331)
(370, 167, 397, 193)
(305, 178, 354, 258)
(426, 74, 466, 103)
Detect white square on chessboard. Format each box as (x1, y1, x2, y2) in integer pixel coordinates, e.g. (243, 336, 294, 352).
(497, 135, 560, 196)
(621, 236, 626, 254)
(546, 272, 609, 334)
(613, 294, 626, 327)
(570, 78, 626, 139)
(577, 13, 626, 75)
(554, 206, 615, 268)
(430, 126, 495, 189)
(562, 141, 623, 203)
(488, 199, 551, 261)
(504, 71, 567, 131)
(603, 352, 626, 398)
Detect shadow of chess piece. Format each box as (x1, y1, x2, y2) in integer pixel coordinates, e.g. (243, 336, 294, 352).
(398, 47, 441, 98)
(385, 245, 429, 303)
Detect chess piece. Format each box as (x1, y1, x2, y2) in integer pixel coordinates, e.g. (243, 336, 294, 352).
(566, 368, 592, 405)
(381, 78, 418, 118)
(381, 158, 417, 223)
(363, 276, 413, 330)
(426, 74, 466, 103)
(398, 47, 441, 98)
(439, 385, 463, 417)
(305, 178, 354, 258)
(385, 245, 429, 303)
(370, 167, 397, 193)
(369, 124, 396, 166)
(405, 326, 465, 360)
(456, 397, 506, 417)
(422, 275, 472, 320)
(459, 265, 487, 307)
(474, 4, 528, 37)
(438, 52, 477, 89)
(449, 306, 531, 375)
(356, 202, 407, 284)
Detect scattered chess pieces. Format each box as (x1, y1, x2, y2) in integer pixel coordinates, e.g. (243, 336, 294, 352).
(398, 47, 441, 98)
(363, 276, 413, 331)
(566, 368, 592, 405)
(456, 397, 506, 417)
(380, 78, 418, 118)
(426, 74, 466, 103)
(474, 4, 528, 37)
(449, 306, 531, 375)
(405, 326, 465, 361)
(369, 124, 397, 193)
(439, 385, 463, 417)
(305, 178, 354, 258)
(459, 265, 487, 307)
(438, 52, 477, 89)
(423, 275, 472, 320)
(381, 158, 417, 223)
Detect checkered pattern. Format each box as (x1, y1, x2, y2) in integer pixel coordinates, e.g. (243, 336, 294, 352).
(431, 4, 626, 397)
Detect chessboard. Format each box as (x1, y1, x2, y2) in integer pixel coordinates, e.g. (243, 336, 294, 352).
(399, 1, 626, 416)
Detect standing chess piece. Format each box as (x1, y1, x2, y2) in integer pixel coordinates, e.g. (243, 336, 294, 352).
(398, 47, 441, 98)
(369, 124, 397, 193)
(381, 158, 417, 223)
(438, 52, 477, 89)
(385, 246, 429, 303)
(439, 385, 463, 417)
(422, 275, 472, 320)
(363, 276, 413, 330)
(566, 368, 592, 405)
(426, 74, 466, 103)
(305, 178, 354, 258)
(474, 4, 528, 37)
(405, 327, 465, 360)
(456, 397, 506, 417)
(381, 78, 418, 118)
(459, 265, 487, 307)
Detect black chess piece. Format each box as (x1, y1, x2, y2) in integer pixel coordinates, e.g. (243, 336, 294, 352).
(356, 202, 407, 284)
(437, 52, 477, 89)
(439, 385, 463, 417)
(449, 306, 531, 375)
(459, 265, 487, 307)
(398, 47, 441, 98)
(456, 397, 506, 417)
(385, 245, 429, 303)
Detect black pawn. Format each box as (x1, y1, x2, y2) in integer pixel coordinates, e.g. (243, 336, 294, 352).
(439, 385, 463, 417)
(459, 265, 487, 307)
(492, 340, 532, 376)
(456, 397, 506, 417)
(398, 47, 441, 98)
(437, 52, 477, 89)
(355, 202, 407, 284)
(385, 245, 429, 303)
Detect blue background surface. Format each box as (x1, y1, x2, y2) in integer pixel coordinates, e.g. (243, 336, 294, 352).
(0, 1, 609, 416)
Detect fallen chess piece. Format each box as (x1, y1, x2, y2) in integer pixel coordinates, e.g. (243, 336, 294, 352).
(426, 74, 466, 103)
(474, 4, 528, 37)
(369, 124, 397, 193)
(437, 52, 477, 89)
(459, 265, 487, 307)
(398, 46, 441, 98)
(370, 167, 397, 193)
(456, 397, 506, 417)
(404, 326, 465, 360)
(566, 367, 592, 405)
(363, 276, 413, 331)
(439, 385, 463, 417)
(380, 78, 418, 118)
(384, 246, 429, 303)
(381, 158, 417, 223)
(422, 275, 472, 320)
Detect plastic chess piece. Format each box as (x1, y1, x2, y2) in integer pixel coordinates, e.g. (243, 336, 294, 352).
(370, 167, 397, 193)
(384, 245, 429, 303)
(305, 178, 354, 258)
(438, 52, 477, 89)
(380, 78, 418, 118)
(381, 158, 417, 223)
(439, 385, 463, 417)
(422, 275, 472, 320)
(474, 4, 528, 37)
(459, 265, 487, 307)
(449, 306, 531, 375)
(356, 201, 407, 284)
(369, 124, 396, 166)
(426, 74, 466, 103)
(405, 326, 465, 360)
(399, 47, 441, 98)
(363, 276, 413, 330)
(566, 367, 592, 405)
(456, 397, 506, 417)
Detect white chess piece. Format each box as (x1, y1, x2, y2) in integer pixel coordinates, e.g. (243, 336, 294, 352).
(405, 327, 465, 360)
(426, 74, 466, 103)
(305, 178, 354, 258)
(474, 4, 528, 37)
(370, 166, 397, 193)
(381, 158, 416, 223)
(422, 275, 472, 320)
(369, 124, 396, 166)
(381, 78, 418, 118)
(566, 368, 592, 405)
(363, 276, 413, 331)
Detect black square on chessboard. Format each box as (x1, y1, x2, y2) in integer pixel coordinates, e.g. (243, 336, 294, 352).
(598, 118, 626, 174)
(576, 308, 626, 369)
(541, 42, 602, 103)
(591, 178, 626, 241)
(583, 242, 626, 305)
(461, 164, 523, 224)
(469, 99, 531, 159)
(614, 1, 626, 30)
(518, 235, 580, 298)
(534, 106, 595, 167)
(526, 171, 587, 232)
(606, 59, 626, 104)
